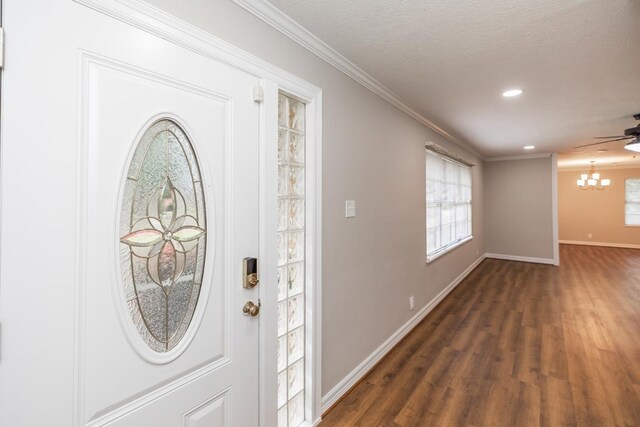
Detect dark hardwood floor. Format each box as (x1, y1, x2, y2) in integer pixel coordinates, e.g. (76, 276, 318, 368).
(320, 244, 640, 426)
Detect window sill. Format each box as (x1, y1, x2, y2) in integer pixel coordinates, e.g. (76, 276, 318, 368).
(624, 224, 640, 228)
(426, 236, 473, 264)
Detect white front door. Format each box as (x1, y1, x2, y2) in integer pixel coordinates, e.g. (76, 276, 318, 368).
(0, 1, 261, 425)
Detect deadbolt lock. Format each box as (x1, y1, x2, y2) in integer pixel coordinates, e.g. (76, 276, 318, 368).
(243, 257, 259, 288)
(247, 273, 259, 287)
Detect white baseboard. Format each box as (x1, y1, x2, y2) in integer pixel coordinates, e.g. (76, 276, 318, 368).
(320, 254, 486, 414)
(559, 240, 640, 250)
(485, 253, 556, 265)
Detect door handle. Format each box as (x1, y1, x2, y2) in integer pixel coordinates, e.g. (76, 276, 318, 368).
(243, 301, 260, 317)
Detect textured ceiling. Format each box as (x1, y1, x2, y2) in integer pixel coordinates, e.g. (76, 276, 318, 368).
(268, 0, 640, 167)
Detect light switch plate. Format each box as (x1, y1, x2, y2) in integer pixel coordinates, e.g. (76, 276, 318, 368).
(345, 200, 356, 218)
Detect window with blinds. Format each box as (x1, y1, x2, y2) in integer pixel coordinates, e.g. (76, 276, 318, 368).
(426, 149, 472, 261)
(625, 178, 640, 226)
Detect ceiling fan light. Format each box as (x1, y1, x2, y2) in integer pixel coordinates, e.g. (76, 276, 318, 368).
(625, 139, 640, 152)
(581, 174, 588, 180)
(587, 179, 597, 186)
(592, 172, 600, 180)
(601, 179, 611, 186)
(577, 179, 585, 186)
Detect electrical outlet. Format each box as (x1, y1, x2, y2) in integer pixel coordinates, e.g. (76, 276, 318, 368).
(409, 296, 415, 311)
(588, 233, 593, 239)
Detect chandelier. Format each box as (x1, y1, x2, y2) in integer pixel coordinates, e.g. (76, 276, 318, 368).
(577, 161, 611, 190)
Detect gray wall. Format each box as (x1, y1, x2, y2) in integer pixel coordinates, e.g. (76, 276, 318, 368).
(485, 156, 554, 261)
(145, 0, 486, 395)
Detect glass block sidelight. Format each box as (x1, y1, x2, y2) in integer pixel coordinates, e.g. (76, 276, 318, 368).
(277, 93, 306, 427)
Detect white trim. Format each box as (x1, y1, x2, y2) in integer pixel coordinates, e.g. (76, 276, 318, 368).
(231, 0, 484, 160)
(485, 253, 556, 265)
(559, 240, 640, 249)
(73, 49, 91, 427)
(425, 143, 475, 167)
(298, 88, 323, 427)
(70, 0, 323, 424)
(485, 153, 553, 162)
(258, 80, 279, 427)
(74, 0, 322, 95)
(551, 153, 559, 266)
(311, 90, 324, 427)
(426, 236, 473, 263)
(321, 254, 486, 413)
(558, 164, 640, 172)
(260, 57, 324, 427)
(261, 85, 323, 427)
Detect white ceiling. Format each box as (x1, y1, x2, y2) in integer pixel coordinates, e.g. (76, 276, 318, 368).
(267, 0, 640, 167)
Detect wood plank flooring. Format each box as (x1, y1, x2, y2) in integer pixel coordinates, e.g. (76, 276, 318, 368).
(320, 245, 640, 426)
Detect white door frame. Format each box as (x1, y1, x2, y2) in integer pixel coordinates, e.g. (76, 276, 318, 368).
(71, 0, 323, 425)
(260, 81, 323, 426)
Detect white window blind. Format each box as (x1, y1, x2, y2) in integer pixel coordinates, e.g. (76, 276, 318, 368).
(426, 149, 472, 261)
(625, 178, 640, 226)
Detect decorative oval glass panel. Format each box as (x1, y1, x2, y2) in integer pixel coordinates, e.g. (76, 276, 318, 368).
(119, 119, 207, 353)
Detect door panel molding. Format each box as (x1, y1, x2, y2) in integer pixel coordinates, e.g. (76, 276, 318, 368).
(183, 388, 230, 427)
(115, 112, 217, 363)
(76, 51, 236, 426)
(85, 366, 232, 427)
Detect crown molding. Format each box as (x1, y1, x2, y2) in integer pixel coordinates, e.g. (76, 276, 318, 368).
(232, 0, 483, 159)
(485, 153, 553, 162)
(557, 163, 640, 172)
(74, 0, 322, 97)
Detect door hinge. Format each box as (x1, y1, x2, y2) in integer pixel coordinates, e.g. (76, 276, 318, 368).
(0, 27, 5, 69)
(253, 85, 264, 103)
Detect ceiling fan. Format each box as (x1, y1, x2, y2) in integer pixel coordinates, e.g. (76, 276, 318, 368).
(574, 113, 640, 152)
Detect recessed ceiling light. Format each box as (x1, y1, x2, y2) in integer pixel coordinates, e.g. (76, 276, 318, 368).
(503, 89, 524, 97)
(524, 145, 535, 150)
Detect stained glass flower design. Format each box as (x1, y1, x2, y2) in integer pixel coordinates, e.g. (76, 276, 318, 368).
(121, 178, 205, 291)
(120, 119, 207, 354)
